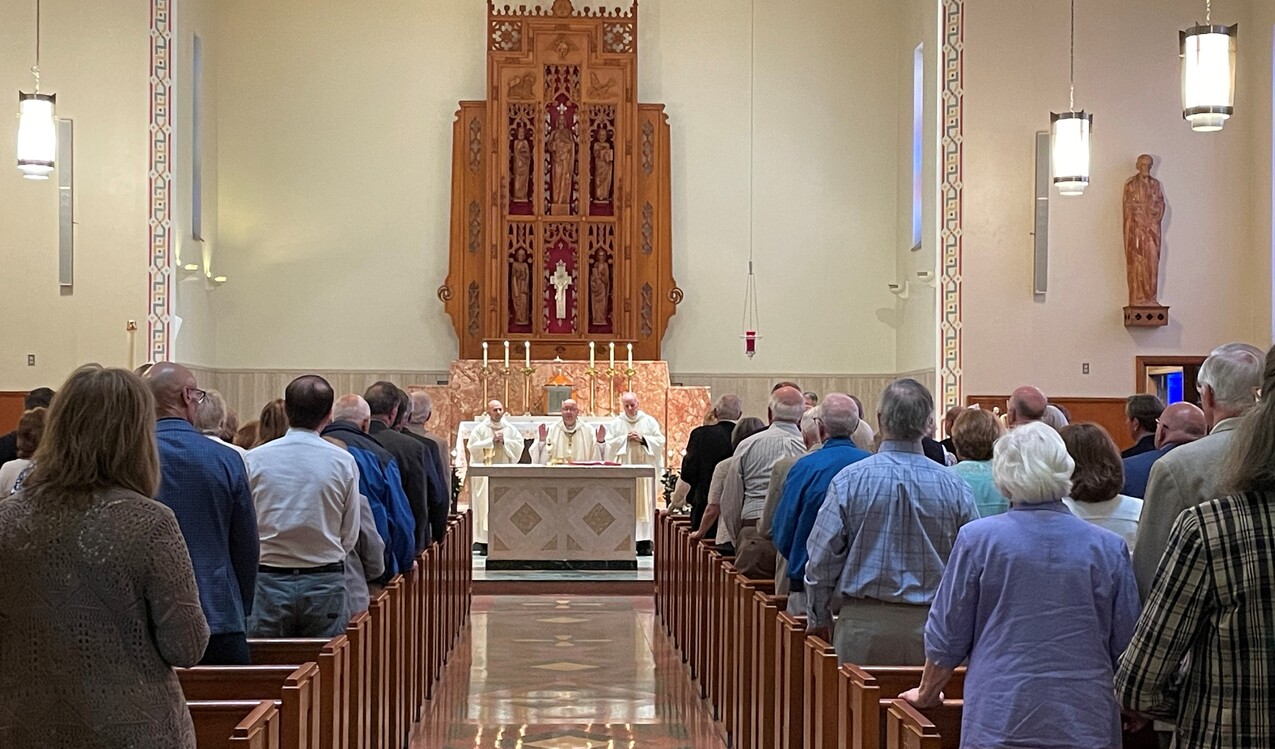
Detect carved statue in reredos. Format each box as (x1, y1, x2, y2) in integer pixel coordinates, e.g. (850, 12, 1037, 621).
(1122, 154, 1169, 327)
(439, 0, 683, 361)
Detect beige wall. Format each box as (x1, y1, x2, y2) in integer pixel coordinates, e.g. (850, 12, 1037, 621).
(0, 0, 150, 388)
(1245, 1, 1275, 343)
(207, 0, 917, 375)
(961, 0, 1271, 399)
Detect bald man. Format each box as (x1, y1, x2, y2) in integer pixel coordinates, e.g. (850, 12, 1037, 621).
(605, 392, 667, 554)
(1007, 385, 1048, 427)
(467, 400, 524, 553)
(1121, 401, 1207, 499)
(532, 399, 606, 464)
(146, 362, 259, 665)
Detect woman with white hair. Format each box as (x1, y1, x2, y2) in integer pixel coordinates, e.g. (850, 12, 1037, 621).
(901, 422, 1140, 749)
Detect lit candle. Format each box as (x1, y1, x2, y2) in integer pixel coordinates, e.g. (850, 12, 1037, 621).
(589, 341, 596, 368)
(482, 341, 489, 367)
(524, 340, 531, 368)
(609, 342, 615, 369)
(503, 340, 510, 369)
(627, 342, 633, 369)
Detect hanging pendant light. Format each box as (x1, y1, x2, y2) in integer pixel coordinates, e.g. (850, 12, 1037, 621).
(16, 0, 56, 179)
(739, 0, 761, 359)
(1051, 0, 1091, 196)
(1180, 0, 1236, 132)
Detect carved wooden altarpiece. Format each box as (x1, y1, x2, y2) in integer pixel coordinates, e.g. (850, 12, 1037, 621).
(439, 0, 681, 361)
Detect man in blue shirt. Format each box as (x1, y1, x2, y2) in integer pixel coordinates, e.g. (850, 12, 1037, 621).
(771, 393, 871, 615)
(146, 363, 259, 665)
(1120, 401, 1205, 498)
(804, 378, 978, 665)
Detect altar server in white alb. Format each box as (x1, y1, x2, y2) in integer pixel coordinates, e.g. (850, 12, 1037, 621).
(605, 392, 666, 552)
(466, 400, 523, 551)
(532, 399, 606, 464)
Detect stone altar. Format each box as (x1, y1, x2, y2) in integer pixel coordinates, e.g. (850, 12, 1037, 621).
(470, 464, 656, 570)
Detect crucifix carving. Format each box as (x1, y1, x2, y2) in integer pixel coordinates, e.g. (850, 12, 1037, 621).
(550, 261, 573, 321)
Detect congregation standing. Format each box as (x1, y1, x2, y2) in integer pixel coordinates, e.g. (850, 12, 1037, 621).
(679, 340, 1274, 749)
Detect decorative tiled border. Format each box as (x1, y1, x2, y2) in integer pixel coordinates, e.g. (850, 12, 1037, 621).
(939, 0, 964, 409)
(148, 0, 173, 363)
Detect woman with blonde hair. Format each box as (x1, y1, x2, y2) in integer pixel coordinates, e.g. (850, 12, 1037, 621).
(0, 365, 209, 747)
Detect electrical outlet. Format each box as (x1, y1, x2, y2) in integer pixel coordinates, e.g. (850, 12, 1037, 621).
(1082, 362, 1090, 375)
(26, 354, 35, 367)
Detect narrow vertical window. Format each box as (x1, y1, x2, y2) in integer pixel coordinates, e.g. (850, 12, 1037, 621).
(192, 33, 203, 241)
(912, 43, 924, 250)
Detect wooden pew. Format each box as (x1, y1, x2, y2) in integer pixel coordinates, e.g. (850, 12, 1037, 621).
(803, 634, 839, 749)
(839, 665, 965, 749)
(752, 591, 786, 749)
(775, 612, 807, 749)
(345, 612, 372, 749)
(249, 636, 350, 749)
(883, 699, 963, 749)
(180, 663, 319, 749)
(189, 699, 282, 749)
(732, 573, 774, 749)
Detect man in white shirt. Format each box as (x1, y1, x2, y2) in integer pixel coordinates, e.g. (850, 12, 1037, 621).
(466, 400, 523, 554)
(604, 392, 666, 554)
(532, 399, 606, 464)
(246, 375, 361, 637)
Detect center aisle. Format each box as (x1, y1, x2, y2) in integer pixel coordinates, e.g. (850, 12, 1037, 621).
(412, 595, 725, 748)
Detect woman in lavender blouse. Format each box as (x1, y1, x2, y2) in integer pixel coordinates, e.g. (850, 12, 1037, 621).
(901, 422, 1141, 749)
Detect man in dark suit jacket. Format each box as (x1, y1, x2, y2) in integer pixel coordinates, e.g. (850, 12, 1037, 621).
(394, 387, 449, 544)
(145, 363, 258, 665)
(365, 381, 433, 552)
(1121, 394, 1165, 459)
(680, 394, 741, 532)
(0, 387, 54, 465)
(1121, 401, 1206, 498)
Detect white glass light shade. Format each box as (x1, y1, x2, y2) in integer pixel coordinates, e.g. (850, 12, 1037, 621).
(1050, 111, 1093, 196)
(1180, 24, 1237, 132)
(16, 92, 56, 179)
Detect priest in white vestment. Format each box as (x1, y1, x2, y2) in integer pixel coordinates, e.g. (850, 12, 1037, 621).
(604, 392, 666, 551)
(532, 399, 606, 464)
(465, 400, 524, 549)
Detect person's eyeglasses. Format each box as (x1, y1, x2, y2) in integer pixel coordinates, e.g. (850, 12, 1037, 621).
(187, 387, 207, 404)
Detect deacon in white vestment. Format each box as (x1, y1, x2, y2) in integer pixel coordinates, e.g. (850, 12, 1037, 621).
(532, 399, 607, 464)
(466, 400, 523, 547)
(604, 392, 666, 547)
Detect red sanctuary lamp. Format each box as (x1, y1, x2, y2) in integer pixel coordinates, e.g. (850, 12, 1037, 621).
(743, 330, 758, 358)
(741, 261, 760, 359)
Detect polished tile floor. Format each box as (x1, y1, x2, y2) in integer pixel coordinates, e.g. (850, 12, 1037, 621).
(412, 596, 724, 748)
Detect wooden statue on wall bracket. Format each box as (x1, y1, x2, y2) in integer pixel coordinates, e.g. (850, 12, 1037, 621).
(1122, 154, 1169, 328)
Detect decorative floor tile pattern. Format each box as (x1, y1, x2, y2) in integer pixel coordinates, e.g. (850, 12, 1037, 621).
(411, 596, 725, 748)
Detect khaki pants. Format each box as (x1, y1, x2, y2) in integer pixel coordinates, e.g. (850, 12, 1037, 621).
(833, 598, 929, 666)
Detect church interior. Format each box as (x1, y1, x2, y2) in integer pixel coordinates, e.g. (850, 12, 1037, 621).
(1, 0, 1273, 746)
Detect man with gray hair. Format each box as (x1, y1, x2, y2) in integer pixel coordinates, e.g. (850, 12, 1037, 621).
(719, 387, 807, 545)
(1133, 342, 1264, 597)
(770, 394, 872, 613)
(1007, 385, 1048, 427)
(805, 378, 979, 665)
(195, 388, 248, 461)
(681, 394, 742, 532)
(405, 390, 451, 502)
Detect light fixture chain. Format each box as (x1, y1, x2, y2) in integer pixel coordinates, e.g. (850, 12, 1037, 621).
(1206, 0, 1211, 24)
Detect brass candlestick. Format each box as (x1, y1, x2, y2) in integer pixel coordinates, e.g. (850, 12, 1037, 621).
(624, 366, 637, 394)
(501, 366, 512, 411)
(479, 364, 494, 411)
(584, 366, 599, 415)
(521, 365, 535, 415)
(604, 366, 618, 416)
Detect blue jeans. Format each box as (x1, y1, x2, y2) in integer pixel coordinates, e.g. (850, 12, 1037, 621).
(248, 571, 348, 637)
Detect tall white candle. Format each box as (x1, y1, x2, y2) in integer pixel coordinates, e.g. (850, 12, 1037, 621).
(609, 342, 615, 368)
(524, 340, 531, 368)
(503, 340, 510, 368)
(482, 341, 489, 367)
(589, 341, 596, 368)
(627, 343, 634, 369)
